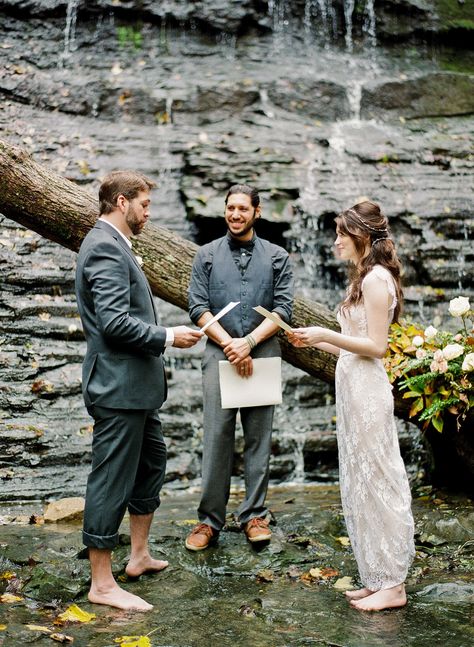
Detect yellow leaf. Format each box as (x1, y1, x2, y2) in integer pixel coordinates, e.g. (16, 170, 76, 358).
(57, 604, 96, 623)
(333, 576, 354, 590)
(25, 625, 52, 632)
(175, 519, 199, 526)
(0, 571, 16, 580)
(0, 593, 23, 603)
(114, 636, 151, 647)
(0, 625, 7, 630)
(409, 398, 424, 418)
(336, 536, 350, 547)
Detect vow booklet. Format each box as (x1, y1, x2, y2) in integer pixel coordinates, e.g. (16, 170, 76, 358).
(218, 357, 282, 409)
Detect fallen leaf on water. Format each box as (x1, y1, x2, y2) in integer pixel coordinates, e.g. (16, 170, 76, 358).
(114, 636, 151, 647)
(333, 576, 354, 591)
(0, 593, 23, 603)
(57, 604, 96, 623)
(38, 312, 51, 321)
(256, 569, 274, 583)
(320, 567, 339, 578)
(336, 536, 350, 547)
(308, 567, 323, 578)
(51, 633, 74, 643)
(0, 571, 16, 580)
(26, 624, 52, 633)
(0, 625, 7, 630)
(174, 519, 198, 526)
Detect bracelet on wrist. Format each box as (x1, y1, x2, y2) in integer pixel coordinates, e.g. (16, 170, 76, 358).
(245, 334, 257, 350)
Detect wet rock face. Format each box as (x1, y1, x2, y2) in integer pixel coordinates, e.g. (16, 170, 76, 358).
(0, 1, 472, 500)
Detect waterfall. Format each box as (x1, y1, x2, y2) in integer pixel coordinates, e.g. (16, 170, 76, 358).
(61, 0, 79, 65)
(363, 0, 377, 49)
(347, 80, 362, 121)
(343, 0, 355, 52)
(300, 0, 377, 51)
(259, 89, 275, 119)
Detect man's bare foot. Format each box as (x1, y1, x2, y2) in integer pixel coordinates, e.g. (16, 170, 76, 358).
(350, 584, 407, 611)
(88, 583, 153, 611)
(345, 587, 373, 601)
(125, 555, 169, 578)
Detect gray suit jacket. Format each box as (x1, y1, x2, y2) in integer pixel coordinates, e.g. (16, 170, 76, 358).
(75, 220, 167, 410)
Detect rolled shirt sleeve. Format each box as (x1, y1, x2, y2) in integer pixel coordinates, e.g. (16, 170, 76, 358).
(271, 248, 293, 323)
(188, 247, 212, 324)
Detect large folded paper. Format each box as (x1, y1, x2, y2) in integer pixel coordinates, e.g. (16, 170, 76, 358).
(218, 357, 282, 409)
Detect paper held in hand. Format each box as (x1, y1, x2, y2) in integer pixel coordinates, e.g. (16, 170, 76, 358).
(218, 357, 282, 409)
(253, 305, 293, 333)
(200, 301, 240, 333)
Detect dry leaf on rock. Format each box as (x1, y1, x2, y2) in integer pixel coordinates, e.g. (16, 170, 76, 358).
(335, 536, 350, 547)
(333, 576, 354, 591)
(51, 633, 74, 643)
(0, 593, 23, 603)
(26, 625, 52, 633)
(256, 569, 274, 583)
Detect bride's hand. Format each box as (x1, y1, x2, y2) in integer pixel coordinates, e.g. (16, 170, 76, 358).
(287, 327, 327, 347)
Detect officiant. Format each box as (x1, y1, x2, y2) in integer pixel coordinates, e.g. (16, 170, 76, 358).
(186, 184, 293, 551)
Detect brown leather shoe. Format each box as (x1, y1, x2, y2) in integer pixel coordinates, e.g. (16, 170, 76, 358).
(185, 523, 218, 551)
(244, 517, 271, 543)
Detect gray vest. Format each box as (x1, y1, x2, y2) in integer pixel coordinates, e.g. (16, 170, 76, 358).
(208, 237, 275, 338)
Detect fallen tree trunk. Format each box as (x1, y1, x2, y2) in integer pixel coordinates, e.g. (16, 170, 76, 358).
(0, 138, 406, 412)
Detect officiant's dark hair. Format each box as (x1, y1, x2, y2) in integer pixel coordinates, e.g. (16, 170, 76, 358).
(99, 171, 156, 215)
(336, 201, 403, 322)
(225, 184, 260, 209)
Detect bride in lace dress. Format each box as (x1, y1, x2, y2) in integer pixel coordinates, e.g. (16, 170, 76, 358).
(288, 201, 415, 611)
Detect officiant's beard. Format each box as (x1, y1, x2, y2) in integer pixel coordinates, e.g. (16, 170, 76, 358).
(226, 215, 258, 240)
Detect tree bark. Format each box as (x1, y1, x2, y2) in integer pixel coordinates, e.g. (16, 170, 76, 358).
(0, 138, 407, 410)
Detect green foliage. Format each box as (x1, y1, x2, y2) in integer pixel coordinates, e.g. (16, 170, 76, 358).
(116, 24, 143, 50)
(384, 297, 474, 433)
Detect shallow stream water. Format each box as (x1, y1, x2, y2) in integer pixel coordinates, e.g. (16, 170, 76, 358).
(0, 485, 472, 647)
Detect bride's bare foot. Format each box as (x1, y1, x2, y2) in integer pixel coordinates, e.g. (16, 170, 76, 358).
(125, 555, 169, 578)
(88, 583, 153, 611)
(350, 584, 407, 611)
(345, 587, 374, 601)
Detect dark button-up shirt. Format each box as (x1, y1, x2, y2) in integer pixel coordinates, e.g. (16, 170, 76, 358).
(188, 233, 293, 339)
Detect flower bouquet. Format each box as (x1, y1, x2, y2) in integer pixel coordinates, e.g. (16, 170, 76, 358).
(384, 296, 474, 433)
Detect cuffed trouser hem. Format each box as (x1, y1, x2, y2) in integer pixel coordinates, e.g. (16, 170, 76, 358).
(82, 529, 119, 550)
(238, 510, 269, 526)
(128, 496, 161, 515)
(196, 515, 222, 532)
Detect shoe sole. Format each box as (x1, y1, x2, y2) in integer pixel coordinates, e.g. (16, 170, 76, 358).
(185, 540, 209, 551)
(247, 533, 272, 543)
(185, 537, 218, 551)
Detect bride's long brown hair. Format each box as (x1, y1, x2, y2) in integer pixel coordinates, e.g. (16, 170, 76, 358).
(336, 201, 403, 322)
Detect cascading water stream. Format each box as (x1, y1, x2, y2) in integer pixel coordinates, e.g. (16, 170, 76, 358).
(60, 0, 79, 66)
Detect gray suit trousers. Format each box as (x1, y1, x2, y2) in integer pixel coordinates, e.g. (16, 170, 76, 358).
(83, 405, 167, 549)
(197, 338, 279, 530)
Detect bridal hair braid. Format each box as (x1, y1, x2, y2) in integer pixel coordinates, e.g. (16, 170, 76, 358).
(336, 201, 403, 322)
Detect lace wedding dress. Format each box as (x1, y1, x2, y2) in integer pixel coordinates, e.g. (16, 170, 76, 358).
(335, 265, 415, 591)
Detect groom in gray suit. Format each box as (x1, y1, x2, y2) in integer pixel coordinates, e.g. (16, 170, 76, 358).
(75, 171, 202, 611)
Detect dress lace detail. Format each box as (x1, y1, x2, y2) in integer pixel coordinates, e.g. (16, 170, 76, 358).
(335, 266, 415, 591)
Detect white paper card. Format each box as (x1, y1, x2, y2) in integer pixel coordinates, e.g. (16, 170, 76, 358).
(253, 305, 293, 333)
(200, 301, 240, 333)
(218, 357, 282, 409)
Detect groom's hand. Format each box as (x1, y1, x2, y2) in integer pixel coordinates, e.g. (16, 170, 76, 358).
(223, 337, 251, 364)
(235, 356, 253, 378)
(171, 326, 203, 348)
